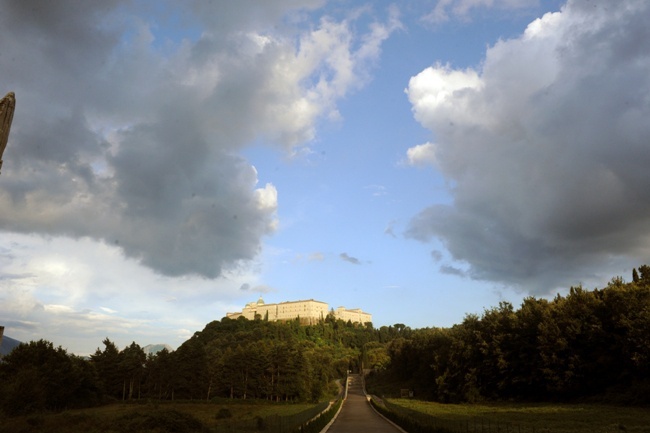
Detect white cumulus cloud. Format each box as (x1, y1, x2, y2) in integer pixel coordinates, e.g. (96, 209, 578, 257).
(406, 142, 438, 167)
(406, 0, 650, 293)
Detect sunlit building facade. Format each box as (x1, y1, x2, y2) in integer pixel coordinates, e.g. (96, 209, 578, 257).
(333, 306, 372, 324)
(226, 298, 372, 325)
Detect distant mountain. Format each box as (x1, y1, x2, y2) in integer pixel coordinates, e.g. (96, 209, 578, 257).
(143, 343, 173, 355)
(0, 335, 22, 356)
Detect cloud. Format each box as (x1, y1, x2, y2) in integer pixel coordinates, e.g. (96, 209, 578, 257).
(384, 220, 397, 238)
(0, 233, 260, 354)
(430, 250, 443, 262)
(1, 320, 38, 331)
(340, 252, 361, 265)
(424, 0, 538, 23)
(238, 282, 274, 293)
(308, 252, 325, 261)
(406, 142, 437, 167)
(365, 184, 388, 197)
(439, 265, 467, 277)
(406, 0, 650, 293)
(252, 285, 275, 294)
(0, 1, 398, 279)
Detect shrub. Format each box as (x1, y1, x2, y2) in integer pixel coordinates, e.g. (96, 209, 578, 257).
(215, 408, 232, 419)
(114, 409, 208, 433)
(256, 415, 267, 430)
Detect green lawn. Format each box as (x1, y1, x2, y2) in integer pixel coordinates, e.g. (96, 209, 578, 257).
(0, 400, 323, 433)
(385, 398, 650, 433)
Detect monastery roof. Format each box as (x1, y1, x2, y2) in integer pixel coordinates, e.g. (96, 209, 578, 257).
(276, 298, 327, 305)
(247, 299, 328, 307)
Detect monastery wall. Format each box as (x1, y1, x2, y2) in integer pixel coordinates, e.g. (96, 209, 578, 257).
(226, 298, 371, 325)
(333, 306, 372, 325)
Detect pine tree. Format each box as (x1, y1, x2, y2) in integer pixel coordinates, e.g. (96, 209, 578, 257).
(91, 338, 122, 399)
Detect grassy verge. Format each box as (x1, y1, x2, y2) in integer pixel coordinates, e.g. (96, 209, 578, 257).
(0, 400, 325, 433)
(384, 398, 650, 433)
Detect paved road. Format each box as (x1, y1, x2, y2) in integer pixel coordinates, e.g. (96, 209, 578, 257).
(324, 374, 404, 433)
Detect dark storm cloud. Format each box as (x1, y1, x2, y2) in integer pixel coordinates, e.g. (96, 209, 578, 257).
(0, 1, 283, 278)
(406, 0, 650, 293)
(0, 1, 396, 278)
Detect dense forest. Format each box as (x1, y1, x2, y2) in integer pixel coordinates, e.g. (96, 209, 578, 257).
(367, 266, 650, 405)
(0, 314, 385, 415)
(1, 267, 649, 416)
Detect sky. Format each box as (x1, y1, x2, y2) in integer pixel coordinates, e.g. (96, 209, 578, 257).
(2, 0, 650, 356)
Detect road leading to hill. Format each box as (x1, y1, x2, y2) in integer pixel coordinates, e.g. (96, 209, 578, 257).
(325, 374, 404, 433)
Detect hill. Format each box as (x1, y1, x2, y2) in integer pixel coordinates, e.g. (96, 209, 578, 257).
(0, 335, 21, 356)
(1, 266, 649, 416)
(143, 343, 173, 355)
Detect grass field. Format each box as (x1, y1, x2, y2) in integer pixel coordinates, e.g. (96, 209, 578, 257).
(385, 398, 650, 433)
(0, 400, 324, 433)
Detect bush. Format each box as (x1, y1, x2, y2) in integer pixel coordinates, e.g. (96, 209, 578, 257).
(256, 415, 267, 430)
(26, 414, 45, 428)
(299, 399, 343, 433)
(215, 408, 232, 419)
(114, 409, 209, 433)
(1, 367, 47, 415)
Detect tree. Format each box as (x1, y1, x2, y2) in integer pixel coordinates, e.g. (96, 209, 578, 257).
(0, 340, 102, 415)
(91, 338, 122, 399)
(638, 265, 650, 284)
(511, 297, 550, 399)
(144, 348, 175, 399)
(173, 337, 209, 399)
(362, 341, 390, 371)
(205, 342, 224, 400)
(119, 342, 146, 400)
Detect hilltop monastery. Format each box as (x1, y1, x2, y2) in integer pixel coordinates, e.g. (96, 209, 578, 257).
(226, 298, 372, 325)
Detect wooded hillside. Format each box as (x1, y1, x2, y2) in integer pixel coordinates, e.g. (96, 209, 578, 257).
(1, 267, 649, 416)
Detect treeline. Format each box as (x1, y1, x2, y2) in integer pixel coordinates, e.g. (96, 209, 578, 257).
(0, 315, 394, 415)
(93, 316, 376, 403)
(4, 267, 648, 416)
(0, 340, 101, 415)
(368, 267, 650, 404)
